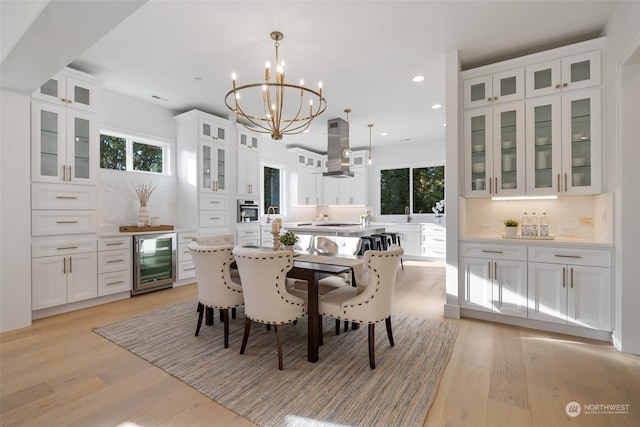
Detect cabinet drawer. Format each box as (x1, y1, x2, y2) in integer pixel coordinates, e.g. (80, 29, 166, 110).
(32, 210, 97, 236)
(32, 183, 97, 210)
(178, 231, 198, 245)
(199, 211, 228, 228)
(98, 236, 131, 251)
(178, 242, 193, 263)
(421, 246, 446, 258)
(98, 249, 131, 273)
(422, 234, 447, 246)
(199, 193, 228, 210)
(238, 236, 261, 247)
(178, 260, 197, 280)
(421, 224, 446, 235)
(461, 242, 527, 261)
(32, 237, 96, 257)
(98, 270, 131, 296)
(528, 246, 611, 267)
(238, 228, 260, 238)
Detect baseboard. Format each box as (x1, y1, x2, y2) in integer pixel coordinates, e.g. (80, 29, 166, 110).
(444, 304, 461, 319)
(32, 292, 130, 320)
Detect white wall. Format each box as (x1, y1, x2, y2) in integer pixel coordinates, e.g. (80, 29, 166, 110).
(603, 0, 640, 354)
(98, 90, 179, 230)
(0, 90, 32, 332)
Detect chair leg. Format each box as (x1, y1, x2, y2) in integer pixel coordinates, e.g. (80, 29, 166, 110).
(219, 309, 224, 322)
(335, 319, 341, 335)
(240, 317, 251, 354)
(368, 323, 376, 369)
(275, 324, 284, 370)
(231, 307, 237, 319)
(222, 309, 230, 348)
(385, 316, 395, 347)
(344, 321, 349, 333)
(195, 302, 204, 336)
(400, 257, 404, 270)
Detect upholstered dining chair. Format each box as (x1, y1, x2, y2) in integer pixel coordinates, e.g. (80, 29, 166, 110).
(192, 233, 235, 246)
(232, 247, 307, 370)
(318, 245, 403, 369)
(188, 242, 244, 348)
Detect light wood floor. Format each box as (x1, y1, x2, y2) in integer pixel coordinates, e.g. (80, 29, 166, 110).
(2, 260, 639, 426)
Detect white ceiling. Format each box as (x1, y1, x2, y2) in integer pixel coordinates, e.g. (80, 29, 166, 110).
(10, 1, 619, 153)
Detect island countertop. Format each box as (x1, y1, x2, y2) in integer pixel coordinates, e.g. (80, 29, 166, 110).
(282, 222, 385, 237)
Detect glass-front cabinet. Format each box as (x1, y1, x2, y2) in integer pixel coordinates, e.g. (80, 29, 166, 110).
(199, 117, 228, 142)
(199, 141, 227, 192)
(31, 100, 97, 185)
(465, 103, 524, 197)
(463, 68, 524, 109)
(526, 97, 562, 195)
(32, 73, 100, 113)
(525, 50, 601, 98)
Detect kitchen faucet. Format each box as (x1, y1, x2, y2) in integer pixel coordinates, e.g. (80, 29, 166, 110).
(405, 206, 412, 222)
(266, 205, 278, 223)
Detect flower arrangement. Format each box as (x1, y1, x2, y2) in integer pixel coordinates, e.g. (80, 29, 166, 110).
(132, 181, 156, 207)
(432, 199, 445, 217)
(278, 231, 299, 246)
(503, 218, 519, 227)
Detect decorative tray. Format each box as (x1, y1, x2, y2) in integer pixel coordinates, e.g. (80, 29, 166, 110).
(502, 234, 555, 240)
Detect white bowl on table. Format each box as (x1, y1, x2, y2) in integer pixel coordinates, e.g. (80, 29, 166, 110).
(472, 163, 485, 173)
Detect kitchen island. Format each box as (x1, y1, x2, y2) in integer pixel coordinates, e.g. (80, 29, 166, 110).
(283, 222, 385, 237)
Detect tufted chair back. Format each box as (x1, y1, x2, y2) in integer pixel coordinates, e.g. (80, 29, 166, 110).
(188, 243, 243, 308)
(232, 247, 306, 324)
(315, 236, 362, 255)
(339, 245, 403, 324)
(192, 233, 235, 246)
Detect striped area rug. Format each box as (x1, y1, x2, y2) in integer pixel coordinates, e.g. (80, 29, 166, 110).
(94, 301, 458, 426)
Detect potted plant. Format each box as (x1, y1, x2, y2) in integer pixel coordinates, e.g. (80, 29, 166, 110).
(278, 231, 299, 252)
(503, 218, 519, 238)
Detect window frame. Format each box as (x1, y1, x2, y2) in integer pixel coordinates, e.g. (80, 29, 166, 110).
(261, 160, 287, 216)
(99, 127, 172, 175)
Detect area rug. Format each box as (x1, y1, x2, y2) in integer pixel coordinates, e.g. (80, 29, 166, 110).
(94, 301, 458, 427)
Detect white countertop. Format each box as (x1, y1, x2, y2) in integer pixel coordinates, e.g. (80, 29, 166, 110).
(461, 234, 613, 248)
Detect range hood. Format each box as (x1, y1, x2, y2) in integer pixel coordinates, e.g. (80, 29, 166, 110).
(323, 117, 354, 178)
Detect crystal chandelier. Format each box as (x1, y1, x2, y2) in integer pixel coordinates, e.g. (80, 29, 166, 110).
(224, 31, 327, 140)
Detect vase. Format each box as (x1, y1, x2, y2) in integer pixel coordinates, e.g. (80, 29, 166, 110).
(138, 205, 149, 226)
(505, 226, 518, 238)
(284, 245, 295, 253)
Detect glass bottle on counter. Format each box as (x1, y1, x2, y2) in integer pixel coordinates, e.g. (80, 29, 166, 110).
(540, 213, 549, 237)
(521, 213, 530, 236)
(530, 213, 539, 236)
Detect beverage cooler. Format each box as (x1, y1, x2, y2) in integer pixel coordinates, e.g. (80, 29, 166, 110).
(132, 232, 176, 295)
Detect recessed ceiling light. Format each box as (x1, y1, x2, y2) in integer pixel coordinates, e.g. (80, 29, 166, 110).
(412, 75, 425, 82)
(381, 132, 388, 136)
(432, 103, 442, 109)
(443, 123, 447, 127)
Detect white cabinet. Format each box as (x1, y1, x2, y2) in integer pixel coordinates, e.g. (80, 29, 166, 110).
(322, 151, 367, 205)
(237, 224, 261, 246)
(527, 246, 611, 331)
(261, 225, 274, 247)
(289, 148, 322, 205)
(237, 148, 260, 196)
(463, 68, 524, 109)
(97, 236, 131, 296)
(465, 102, 525, 197)
(32, 238, 97, 310)
(525, 50, 601, 98)
(31, 100, 98, 185)
(421, 224, 446, 259)
(31, 183, 98, 236)
(176, 110, 231, 233)
(460, 243, 528, 318)
(526, 89, 601, 195)
(385, 224, 421, 257)
(176, 231, 197, 281)
(32, 70, 100, 113)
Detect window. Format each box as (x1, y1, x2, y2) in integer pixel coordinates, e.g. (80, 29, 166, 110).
(380, 165, 444, 215)
(100, 130, 169, 174)
(263, 165, 281, 214)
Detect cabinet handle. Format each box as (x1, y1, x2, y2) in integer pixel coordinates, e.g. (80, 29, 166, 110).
(209, 200, 220, 204)
(56, 196, 78, 199)
(106, 280, 125, 286)
(489, 177, 492, 194)
(494, 261, 498, 281)
(62, 165, 66, 182)
(487, 97, 492, 102)
(185, 267, 196, 271)
(56, 220, 78, 224)
(106, 242, 124, 246)
(564, 173, 568, 192)
(57, 246, 78, 250)
(67, 99, 72, 104)
(488, 261, 492, 280)
(554, 254, 582, 259)
(209, 217, 220, 220)
(493, 96, 498, 101)
(570, 267, 574, 289)
(495, 177, 498, 193)
(562, 267, 566, 288)
(481, 250, 504, 254)
(557, 174, 561, 193)
(61, 98, 67, 103)
(69, 256, 73, 273)
(63, 257, 66, 274)
(555, 84, 561, 89)
(563, 83, 568, 88)
(68, 165, 72, 181)
(106, 259, 124, 263)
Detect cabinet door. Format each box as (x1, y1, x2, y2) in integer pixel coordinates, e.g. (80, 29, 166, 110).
(526, 97, 562, 195)
(238, 131, 259, 149)
(351, 167, 366, 205)
(463, 75, 493, 109)
(66, 110, 97, 184)
(199, 117, 227, 142)
(299, 167, 316, 205)
(493, 102, 525, 195)
(32, 256, 67, 310)
(465, 108, 493, 197)
(492, 68, 524, 104)
(323, 176, 339, 205)
(237, 148, 260, 196)
(561, 89, 601, 195)
(567, 265, 611, 331)
(493, 260, 527, 318)
(65, 77, 100, 112)
(32, 73, 68, 105)
(561, 50, 601, 93)
(338, 178, 355, 205)
(527, 262, 567, 324)
(200, 142, 227, 192)
(526, 59, 562, 97)
(66, 252, 98, 303)
(32, 101, 66, 183)
(461, 258, 493, 312)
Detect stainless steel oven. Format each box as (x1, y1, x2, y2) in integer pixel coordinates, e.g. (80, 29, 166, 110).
(132, 232, 176, 295)
(238, 199, 260, 222)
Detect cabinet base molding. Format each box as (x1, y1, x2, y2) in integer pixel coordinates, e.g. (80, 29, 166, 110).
(460, 308, 612, 343)
(173, 278, 197, 288)
(32, 291, 130, 320)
